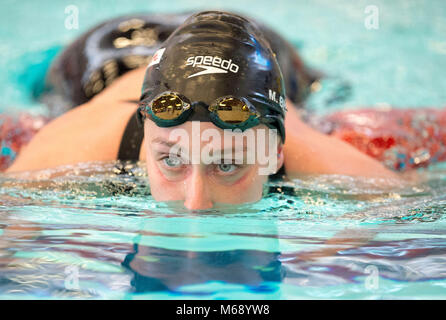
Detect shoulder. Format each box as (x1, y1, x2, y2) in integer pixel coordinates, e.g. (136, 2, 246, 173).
(6, 67, 147, 173)
(283, 102, 400, 180)
(6, 99, 138, 173)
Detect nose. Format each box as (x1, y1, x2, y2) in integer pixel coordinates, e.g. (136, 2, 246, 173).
(183, 168, 213, 210)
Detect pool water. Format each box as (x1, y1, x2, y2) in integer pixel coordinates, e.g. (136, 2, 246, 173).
(1, 0, 446, 299)
(1, 0, 446, 113)
(2, 162, 446, 299)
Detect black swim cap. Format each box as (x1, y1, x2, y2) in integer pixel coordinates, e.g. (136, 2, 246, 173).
(140, 11, 287, 141)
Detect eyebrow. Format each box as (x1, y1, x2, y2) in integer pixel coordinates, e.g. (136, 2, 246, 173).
(151, 137, 250, 157)
(151, 138, 180, 148)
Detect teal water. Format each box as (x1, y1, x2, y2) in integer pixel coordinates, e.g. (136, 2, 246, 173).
(1, 162, 446, 299)
(1, 0, 446, 299)
(1, 0, 446, 113)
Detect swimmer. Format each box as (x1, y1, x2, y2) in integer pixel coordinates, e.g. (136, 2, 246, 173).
(5, 11, 402, 209)
(45, 11, 316, 113)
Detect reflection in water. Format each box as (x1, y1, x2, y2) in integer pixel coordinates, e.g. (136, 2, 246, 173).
(1, 161, 446, 298)
(122, 245, 284, 293)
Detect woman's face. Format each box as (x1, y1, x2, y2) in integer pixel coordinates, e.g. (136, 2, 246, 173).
(144, 120, 283, 210)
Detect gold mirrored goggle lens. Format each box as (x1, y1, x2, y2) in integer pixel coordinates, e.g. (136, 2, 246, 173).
(212, 97, 254, 124)
(151, 93, 187, 120)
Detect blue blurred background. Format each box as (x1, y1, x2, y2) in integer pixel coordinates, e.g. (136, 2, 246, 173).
(1, 0, 445, 113)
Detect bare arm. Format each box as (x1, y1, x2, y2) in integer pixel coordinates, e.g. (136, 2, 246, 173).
(5, 67, 147, 174)
(283, 100, 402, 180)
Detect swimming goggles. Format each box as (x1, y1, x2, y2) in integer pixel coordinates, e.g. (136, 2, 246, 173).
(138, 91, 281, 132)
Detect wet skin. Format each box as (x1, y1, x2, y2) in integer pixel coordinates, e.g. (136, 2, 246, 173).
(6, 66, 402, 209)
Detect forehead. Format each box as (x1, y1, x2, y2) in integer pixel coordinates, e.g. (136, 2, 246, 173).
(145, 120, 273, 149)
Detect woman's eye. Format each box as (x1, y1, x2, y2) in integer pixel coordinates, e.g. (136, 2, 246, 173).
(217, 163, 238, 173)
(163, 156, 183, 168)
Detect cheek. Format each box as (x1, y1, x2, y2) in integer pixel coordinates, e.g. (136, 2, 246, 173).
(241, 172, 268, 201)
(213, 167, 267, 203)
(145, 157, 185, 201)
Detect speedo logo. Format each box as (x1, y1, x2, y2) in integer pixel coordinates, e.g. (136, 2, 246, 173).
(186, 56, 239, 78)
